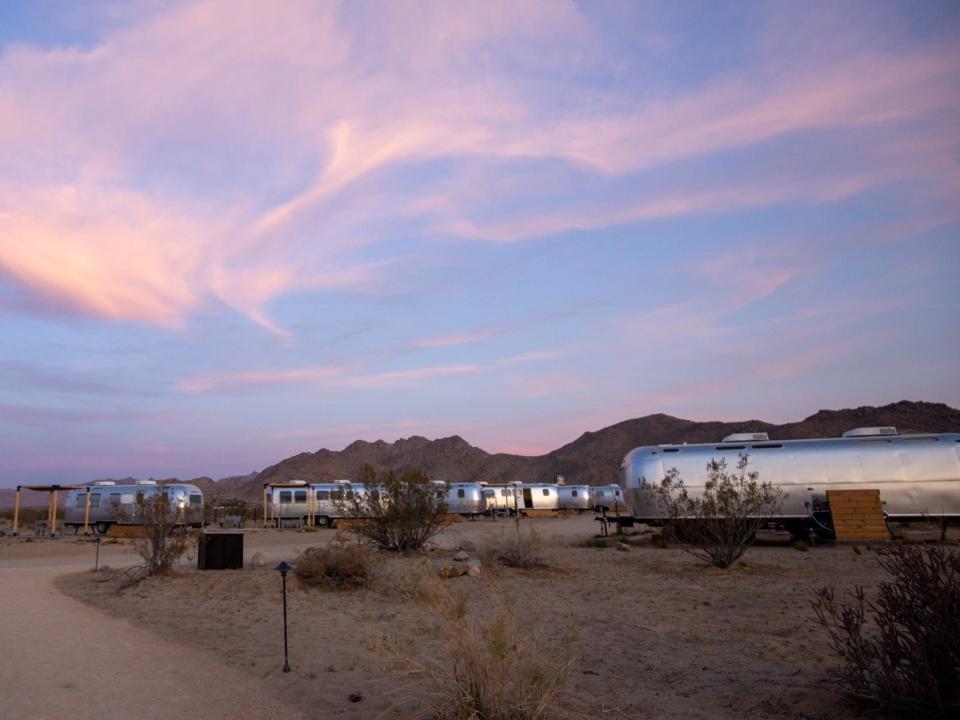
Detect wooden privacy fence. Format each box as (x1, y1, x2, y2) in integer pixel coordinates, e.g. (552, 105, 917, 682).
(826, 489, 890, 541)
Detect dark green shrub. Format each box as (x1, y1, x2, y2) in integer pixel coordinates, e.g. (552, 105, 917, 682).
(654, 453, 783, 568)
(812, 544, 960, 719)
(295, 544, 374, 590)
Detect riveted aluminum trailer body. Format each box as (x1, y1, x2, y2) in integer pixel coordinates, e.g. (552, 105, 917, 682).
(517, 483, 561, 511)
(266, 481, 368, 526)
(63, 483, 204, 532)
(590, 484, 627, 512)
(481, 485, 521, 514)
(446, 483, 486, 516)
(557, 484, 592, 512)
(621, 432, 960, 530)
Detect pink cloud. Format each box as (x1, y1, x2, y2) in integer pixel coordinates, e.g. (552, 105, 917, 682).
(1, 0, 956, 333)
(412, 328, 501, 348)
(177, 365, 346, 393)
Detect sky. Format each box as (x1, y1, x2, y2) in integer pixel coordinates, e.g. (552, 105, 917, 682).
(1, 0, 958, 486)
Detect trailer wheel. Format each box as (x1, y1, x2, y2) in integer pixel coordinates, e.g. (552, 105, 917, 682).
(95, 522, 110, 535)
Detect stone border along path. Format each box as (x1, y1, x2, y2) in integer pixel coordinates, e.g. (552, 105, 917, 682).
(0, 558, 304, 720)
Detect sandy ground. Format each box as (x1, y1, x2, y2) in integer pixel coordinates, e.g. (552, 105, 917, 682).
(0, 536, 305, 720)
(1, 516, 936, 719)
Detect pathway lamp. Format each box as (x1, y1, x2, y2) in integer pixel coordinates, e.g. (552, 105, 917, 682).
(274, 560, 294, 673)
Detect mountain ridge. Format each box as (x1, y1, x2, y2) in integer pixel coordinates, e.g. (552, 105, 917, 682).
(3, 400, 958, 508)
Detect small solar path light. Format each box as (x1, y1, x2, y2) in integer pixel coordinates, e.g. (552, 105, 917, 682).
(274, 560, 294, 673)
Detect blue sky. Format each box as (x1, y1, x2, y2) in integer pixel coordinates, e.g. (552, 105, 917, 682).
(1, 0, 958, 486)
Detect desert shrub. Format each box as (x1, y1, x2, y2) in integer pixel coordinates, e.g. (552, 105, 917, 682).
(133, 490, 192, 577)
(578, 536, 609, 549)
(295, 544, 375, 590)
(812, 544, 960, 719)
(390, 578, 575, 720)
(482, 527, 548, 569)
(338, 465, 449, 552)
(654, 453, 783, 568)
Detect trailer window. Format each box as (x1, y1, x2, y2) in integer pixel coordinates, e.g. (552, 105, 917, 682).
(331, 489, 343, 500)
(501, 489, 511, 497)
(571, 490, 578, 497)
(189, 494, 202, 506)
(483, 490, 494, 498)
(316, 490, 330, 501)
(90, 494, 101, 508)
(716, 445, 746, 450)
(294, 490, 307, 502)
(74, 494, 86, 507)
(542, 488, 550, 496)
(457, 489, 465, 498)
(663, 448, 679, 453)
(279, 491, 292, 503)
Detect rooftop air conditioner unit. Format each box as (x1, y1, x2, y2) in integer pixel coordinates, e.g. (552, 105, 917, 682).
(842, 427, 898, 438)
(721, 432, 770, 443)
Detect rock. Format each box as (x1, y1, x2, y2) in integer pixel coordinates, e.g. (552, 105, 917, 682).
(249, 552, 266, 569)
(617, 542, 631, 552)
(453, 550, 469, 561)
(466, 558, 482, 568)
(458, 540, 477, 552)
(451, 562, 469, 577)
(467, 565, 481, 577)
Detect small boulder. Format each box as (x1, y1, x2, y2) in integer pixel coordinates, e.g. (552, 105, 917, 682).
(459, 540, 477, 552)
(467, 565, 481, 577)
(249, 552, 266, 569)
(616, 542, 631, 552)
(453, 549, 469, 562)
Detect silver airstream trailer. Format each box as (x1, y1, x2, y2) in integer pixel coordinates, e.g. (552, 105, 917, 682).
(481, 484, 521, 515)
(445, 482, 486, 516)
(590, 484, 626, 512)
(265, 480, 368, 527)
(621, 427, 960, 537)
(557, 484, 592, 512)
(64, 481, 204, 534)
(516, 483, 561, 513)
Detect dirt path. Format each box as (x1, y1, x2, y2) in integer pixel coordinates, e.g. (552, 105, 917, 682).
(0, 561, 304, 720)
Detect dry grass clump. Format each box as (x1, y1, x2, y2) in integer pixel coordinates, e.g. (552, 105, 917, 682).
(390, 575, 576, 720)
(813, 544, 960, 719)
(481, 527, 549, 569)
(294, 544, 376, 590)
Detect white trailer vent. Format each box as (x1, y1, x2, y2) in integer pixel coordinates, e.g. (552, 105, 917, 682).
(721, 432, 770, 443)
(842, 427, 898, 438)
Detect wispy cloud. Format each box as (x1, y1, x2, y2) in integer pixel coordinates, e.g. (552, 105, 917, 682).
(1, 1, 956, 334)
(411, 328, 501, 348)
(177, 366, 346, 393)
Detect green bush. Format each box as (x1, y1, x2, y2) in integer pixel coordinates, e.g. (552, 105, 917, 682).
(655, 453, 783, 568)
(295, 544, 375, 590)
(812, 544, 960, 718)
(338, 465, 448, 552)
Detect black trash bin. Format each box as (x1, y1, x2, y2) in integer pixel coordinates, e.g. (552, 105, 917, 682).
(198, 531, 244, 570)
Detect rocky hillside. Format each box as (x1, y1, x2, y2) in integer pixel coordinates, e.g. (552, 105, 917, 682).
(247, 400, 960, 501)
(3, 401, 957, 508)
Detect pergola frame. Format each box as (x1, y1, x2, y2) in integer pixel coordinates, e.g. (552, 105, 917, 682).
(12, 484, 89, 537)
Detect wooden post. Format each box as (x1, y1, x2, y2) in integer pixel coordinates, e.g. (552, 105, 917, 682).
(46, 492, 54, 536)
(263, 488, 268, 528)
(82, 490, 92, 535)
(50, 489, 59, 536)
(13, 486, 21, 535)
